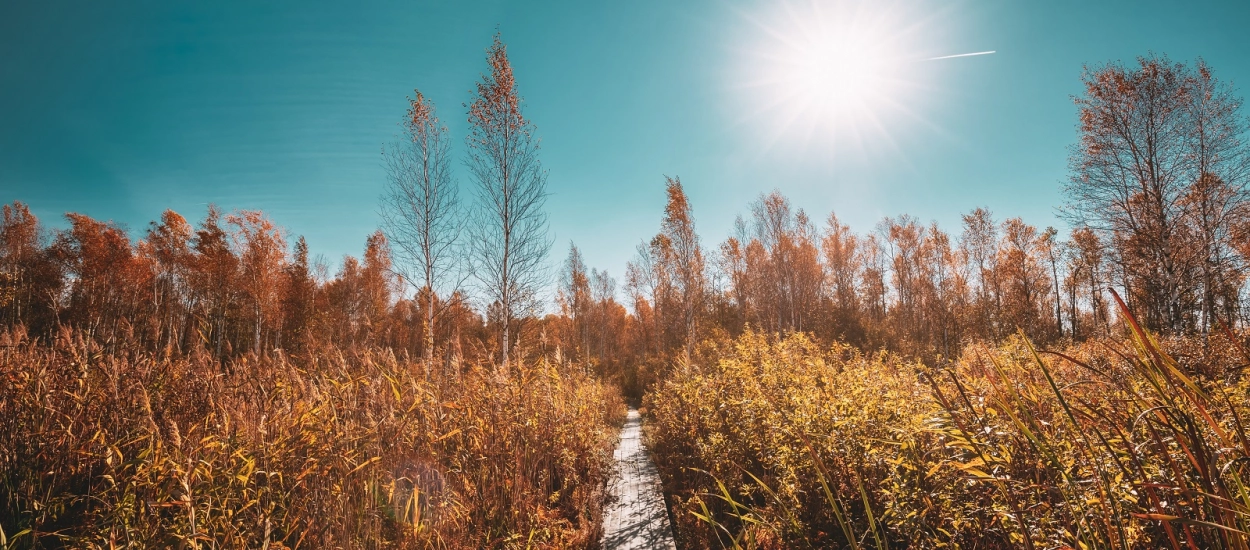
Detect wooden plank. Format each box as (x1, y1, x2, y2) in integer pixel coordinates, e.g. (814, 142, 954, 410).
(602, 408, 677, 550)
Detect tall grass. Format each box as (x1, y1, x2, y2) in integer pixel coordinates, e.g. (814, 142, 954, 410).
(646, 300, 1250, 548)
(0, 326, 625, 549)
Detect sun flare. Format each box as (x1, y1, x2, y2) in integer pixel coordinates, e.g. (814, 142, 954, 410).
(738, 1, 921, 152)
(777, 18, 898, 118)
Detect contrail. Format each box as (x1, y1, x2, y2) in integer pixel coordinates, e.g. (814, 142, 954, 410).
(926, 50, 996, 61)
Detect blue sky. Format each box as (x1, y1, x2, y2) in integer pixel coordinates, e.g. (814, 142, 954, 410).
(3, 0, 1249, 291)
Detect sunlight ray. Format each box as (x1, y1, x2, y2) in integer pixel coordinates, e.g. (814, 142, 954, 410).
(729, 0, 992, 162)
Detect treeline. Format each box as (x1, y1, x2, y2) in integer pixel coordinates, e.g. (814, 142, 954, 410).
(2, 55, 1247, 400)
(0, 203, 480, 363)
(617, 185, 1091, 364)
(589, 180, 1090, 394)
(571, 55, 1250, 395)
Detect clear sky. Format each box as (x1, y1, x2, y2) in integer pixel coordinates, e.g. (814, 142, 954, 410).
(3, 0, 1248, 294)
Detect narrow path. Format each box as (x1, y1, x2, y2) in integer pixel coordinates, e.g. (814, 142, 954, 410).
(603, 408, 677, 550)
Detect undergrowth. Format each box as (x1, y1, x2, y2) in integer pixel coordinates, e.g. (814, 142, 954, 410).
(646, 299, 1250, 549)
(0, 327, 625, 549)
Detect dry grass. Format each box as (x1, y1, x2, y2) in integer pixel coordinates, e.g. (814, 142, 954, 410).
(646, 304, 1250, 548)
(0, 327, 625, 549)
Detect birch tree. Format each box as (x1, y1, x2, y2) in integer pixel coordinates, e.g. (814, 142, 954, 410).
(465, 34, 551, 372)
(381, 90, 463, 373)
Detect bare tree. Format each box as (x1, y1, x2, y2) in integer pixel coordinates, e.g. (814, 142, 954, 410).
(465, 34, 551, 372)
(381, 90, 464, 375)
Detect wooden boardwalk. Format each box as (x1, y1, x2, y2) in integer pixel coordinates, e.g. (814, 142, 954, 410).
(602, 408, 677, 550)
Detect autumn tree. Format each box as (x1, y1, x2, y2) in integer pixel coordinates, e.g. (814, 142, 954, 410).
(625, 241, 662, 358)
(716, 223, 748, 335)
(143, 210, 194, 353)
(1184, 62, 1250, 329)
(860, 234, 889, 327)
(879, 215, 925, 346)
(325, 255, 364, 345)
(281, 236, 317, 351)
(1065, 55, 1250, 331)
(960, 207, 1000, 340)
(743, 191, 824, 334)
(998, 217, 1051, 340)
(823, 212, 864, 343)
(588, 267, 622, 365)
(1040, 226, 1064, 337)
(870, 215, 967, 357)
(227, 211, 287, 354)
(381, 90, 464, 371)
(653, 177, 706, 359)
(0, 202, 62, 335)
(559, 243, 591, 359)
(1066, 226, 1107, 337)
(360, 231, 398, 343)
(921, 222, 965, 358)
(52, 213, 149, 346)
(191, 206, 239, 359)
(465, 34, 551, 372)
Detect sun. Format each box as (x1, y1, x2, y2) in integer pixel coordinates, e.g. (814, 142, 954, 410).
(784, 23, 895, 115)
(736, 1, 922, 152)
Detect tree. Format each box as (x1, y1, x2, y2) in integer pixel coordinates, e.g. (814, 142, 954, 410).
(227, 210, 287, 354)
(0, 202, 62, 335)
(281, 236, 317, 352)
(1065, 226, 1107, 337)
(654, 177, 706, 359)
(1040, 226, 1063, 337)
(53, 213, 148, 346)
(717, 229, 748, 335)
(1183, 62, 1250, 330)
(191, 206, 240, 359)
(559, 242, 591, 359)
(960, 207, 999, 339)
(998, 218, 1050, 339)
(1065, 55, 1250, 331)
(588, 267, 619, 364)
(823, 212, 863, 343)
(921, 222, 964, 358)
(381, 89, 464, 371)
(326, 255, 364, 345)
(879, 215, 925, 345)
(465, 34, 552, 372)
(360, 231, 398, 344)
(143, 210, 194, 353)
(625, 240, 662, 357)
(860, 234, 888, 325)
(743, 191, 824, 334)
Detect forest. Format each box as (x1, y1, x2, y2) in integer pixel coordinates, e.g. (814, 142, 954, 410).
(4, 35, 1250, 549)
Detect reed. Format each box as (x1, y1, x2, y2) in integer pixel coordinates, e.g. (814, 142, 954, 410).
(646, 299, 1250, 548)
(0, 327, 625, 549)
